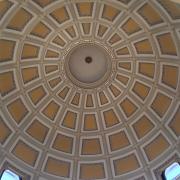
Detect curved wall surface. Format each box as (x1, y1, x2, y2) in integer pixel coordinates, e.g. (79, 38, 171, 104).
(0, 0, 180, 180)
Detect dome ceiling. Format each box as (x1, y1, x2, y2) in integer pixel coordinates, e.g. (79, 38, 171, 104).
(0, 0, 180, 180)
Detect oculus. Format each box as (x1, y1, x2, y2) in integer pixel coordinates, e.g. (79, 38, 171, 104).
(65, 44, 112, 88)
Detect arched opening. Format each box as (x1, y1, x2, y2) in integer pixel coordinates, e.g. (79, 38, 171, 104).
(162, 162, 180, 180)
(0, 169, 21, 180)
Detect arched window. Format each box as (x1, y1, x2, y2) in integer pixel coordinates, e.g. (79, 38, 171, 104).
(163, 162, 180, 180)
(0, 169, 21, 180)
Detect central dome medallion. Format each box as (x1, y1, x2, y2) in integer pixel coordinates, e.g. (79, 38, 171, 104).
(65, 44, 112, 88)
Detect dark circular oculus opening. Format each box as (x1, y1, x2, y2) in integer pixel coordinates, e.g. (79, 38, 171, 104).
(85, 56, 92, 64)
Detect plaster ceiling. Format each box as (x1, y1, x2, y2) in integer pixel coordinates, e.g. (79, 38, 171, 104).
(0, 0, 180, 180)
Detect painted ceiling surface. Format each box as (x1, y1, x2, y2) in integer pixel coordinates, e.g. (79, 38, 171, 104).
(0, 0, 180, 180)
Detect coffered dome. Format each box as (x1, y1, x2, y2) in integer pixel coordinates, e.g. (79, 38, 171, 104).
(0, 0, 180, 180)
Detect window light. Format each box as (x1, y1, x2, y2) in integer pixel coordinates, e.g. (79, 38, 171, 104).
(164, 162, 180, 180)
(0, 169, 20, 180)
